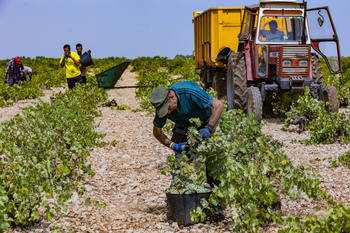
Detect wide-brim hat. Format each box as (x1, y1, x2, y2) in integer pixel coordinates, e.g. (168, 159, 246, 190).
(150, 87, 168, 118)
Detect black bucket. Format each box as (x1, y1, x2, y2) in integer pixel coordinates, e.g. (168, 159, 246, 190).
(166, 189, 212, 226)
(80, 52, 93, 67)
(216, 47, 232, 64)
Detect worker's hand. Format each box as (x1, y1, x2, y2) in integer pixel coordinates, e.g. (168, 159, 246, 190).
(88, 49, 91, 54)
(169, 142, 188, 152)
(4, 79, 8, 84)
(198, 124, 214, 139)
(199, 128, 211, 138)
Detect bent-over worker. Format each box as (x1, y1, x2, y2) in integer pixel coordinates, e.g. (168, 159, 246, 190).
(150, 81, 225, 221)
(4, 57, 24, 86)
(20, 66, 32, 81)
(150, 81, 224, 181)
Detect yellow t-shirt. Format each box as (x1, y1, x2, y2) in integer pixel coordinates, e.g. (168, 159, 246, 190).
(60, 52, 82, 78)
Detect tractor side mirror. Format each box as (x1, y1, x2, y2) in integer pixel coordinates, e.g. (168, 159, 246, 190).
(317, 17, 324, 27)
(317, 10, 324, 27)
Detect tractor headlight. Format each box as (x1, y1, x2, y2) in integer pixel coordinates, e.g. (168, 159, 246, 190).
(282, 60, 292, 67)
(299, 60, 308, 67)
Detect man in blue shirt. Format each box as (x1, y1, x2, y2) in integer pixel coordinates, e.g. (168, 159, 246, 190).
(151, 81, 225, 221)
(151, 81, 224, 153)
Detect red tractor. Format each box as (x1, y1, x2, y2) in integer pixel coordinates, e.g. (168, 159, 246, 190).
(193, 0, 342, 121)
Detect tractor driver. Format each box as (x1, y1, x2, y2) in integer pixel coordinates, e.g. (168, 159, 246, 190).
(260, 20, 286, 41)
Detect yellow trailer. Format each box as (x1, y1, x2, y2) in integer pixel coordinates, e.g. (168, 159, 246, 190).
(193, 7, 245, 69)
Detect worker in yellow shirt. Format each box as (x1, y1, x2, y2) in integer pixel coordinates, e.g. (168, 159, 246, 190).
(60, 44, 82, 89)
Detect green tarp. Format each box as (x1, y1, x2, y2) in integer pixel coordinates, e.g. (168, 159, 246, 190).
(96, 62, 130, 88)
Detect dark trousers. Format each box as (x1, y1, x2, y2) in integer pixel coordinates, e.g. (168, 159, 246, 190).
(67, 75, 83, 89)
(81, 76, 87, 84)
(8, 76, 21, 86)
(171, 120, 220, 188)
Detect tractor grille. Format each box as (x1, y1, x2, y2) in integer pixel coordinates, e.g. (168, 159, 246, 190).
(283, 46, 309, 58)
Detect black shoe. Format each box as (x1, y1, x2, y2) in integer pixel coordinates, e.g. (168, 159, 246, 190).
(166, 209, 172, 220)
(165, 198, 172, 220)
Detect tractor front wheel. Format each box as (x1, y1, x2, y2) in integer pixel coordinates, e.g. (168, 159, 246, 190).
(246, 86, 263, 122)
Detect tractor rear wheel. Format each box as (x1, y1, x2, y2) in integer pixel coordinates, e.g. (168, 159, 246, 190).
(246, 87, 263, 122)
(310, 53, 324, 99)
(311, 53, 339, 113)
(311, 53, 323, 84)
(226, 52, 247, 110)
(226, 52, 262, 121)
(323, 86, 339, 113)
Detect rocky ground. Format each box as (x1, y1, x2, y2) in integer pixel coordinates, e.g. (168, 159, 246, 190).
(2, 67, 350, 232)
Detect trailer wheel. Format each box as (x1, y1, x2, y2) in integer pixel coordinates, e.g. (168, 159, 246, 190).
(246, 86, 263, 122)
(213, 71, 227, 99)
(323, 86, 339, 113)
(226, 52, 247, 110)
(200, 67, 212, 91)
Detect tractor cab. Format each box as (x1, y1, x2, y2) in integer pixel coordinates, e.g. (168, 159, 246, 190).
(192, 0, 341, 121)
(238, 0, 341, 94)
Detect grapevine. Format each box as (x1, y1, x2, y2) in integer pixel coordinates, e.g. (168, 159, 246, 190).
(0, 83, 106, 232)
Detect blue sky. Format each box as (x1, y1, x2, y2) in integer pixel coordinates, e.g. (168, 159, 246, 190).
(0, 0, 349, 59)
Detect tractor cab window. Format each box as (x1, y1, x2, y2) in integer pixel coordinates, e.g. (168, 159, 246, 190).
(258, 16, 305, 42)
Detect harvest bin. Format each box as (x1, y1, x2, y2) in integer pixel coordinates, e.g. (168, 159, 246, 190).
(166, 190, 211, 226)
(80, 52, 94, 67)
(193, 7, 244, 69)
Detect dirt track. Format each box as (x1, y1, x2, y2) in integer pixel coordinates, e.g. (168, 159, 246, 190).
(3, 67, 350, 232)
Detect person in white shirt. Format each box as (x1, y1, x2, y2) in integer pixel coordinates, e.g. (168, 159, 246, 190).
(20, 66, 32, 81)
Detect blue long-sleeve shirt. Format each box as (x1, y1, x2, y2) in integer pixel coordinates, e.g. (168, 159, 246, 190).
(153, 81, 213, 128)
